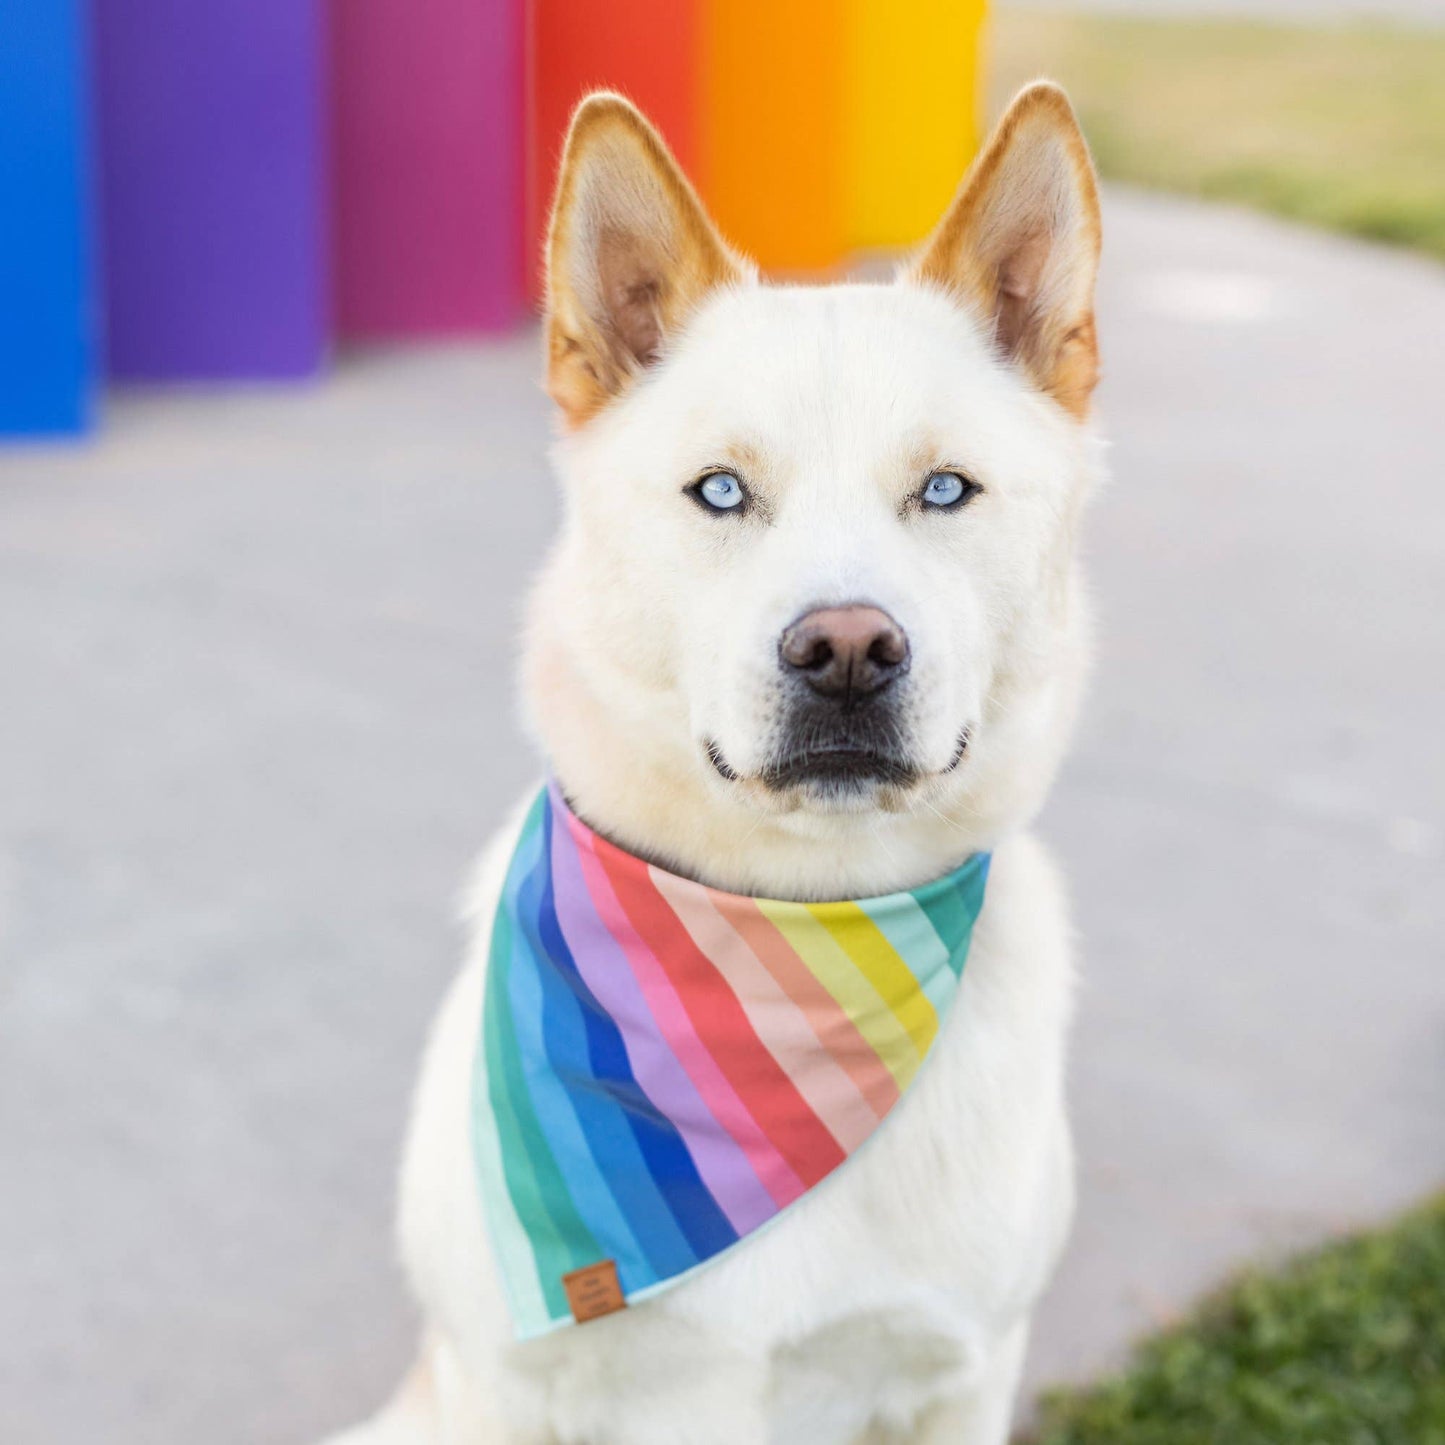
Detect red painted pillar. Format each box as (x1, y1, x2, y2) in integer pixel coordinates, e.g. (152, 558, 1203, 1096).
(527, 0, 699, 301)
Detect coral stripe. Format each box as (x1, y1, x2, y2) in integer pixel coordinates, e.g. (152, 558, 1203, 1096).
(593, 841, 848, 1189)
(570, 822, 803, 1215)
(650, 868, 881, 1153)
(757, 900, 924, 1090)
(722, 897, 900, 1119)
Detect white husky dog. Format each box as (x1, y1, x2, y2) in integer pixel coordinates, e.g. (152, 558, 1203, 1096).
(329, 81, 1103, 1445)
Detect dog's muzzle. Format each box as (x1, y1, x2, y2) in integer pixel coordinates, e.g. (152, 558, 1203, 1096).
(762, 603, 918, 792)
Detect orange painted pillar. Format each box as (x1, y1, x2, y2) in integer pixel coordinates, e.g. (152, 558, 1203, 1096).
(527, 0, 699, 301)
(698, 0, 847, 274)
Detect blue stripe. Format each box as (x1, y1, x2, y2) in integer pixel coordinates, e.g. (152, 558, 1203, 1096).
(487, 801, 593, 1314)
(507, 837, 646, 1285)
(531, 807, 700, 1282)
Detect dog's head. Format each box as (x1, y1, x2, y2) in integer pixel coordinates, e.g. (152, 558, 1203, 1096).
(525, 85, 1103, 887)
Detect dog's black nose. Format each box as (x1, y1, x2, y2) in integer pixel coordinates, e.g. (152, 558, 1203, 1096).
(779, 606, 910, 705)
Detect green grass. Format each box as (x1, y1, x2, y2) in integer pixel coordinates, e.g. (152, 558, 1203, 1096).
(992, 11, 1445, 261)
(1022, 1196, 1445, 1445)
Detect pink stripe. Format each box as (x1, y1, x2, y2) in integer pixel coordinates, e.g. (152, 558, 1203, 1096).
(569, 821, 806, 1213)
(650, 869, 881, 1154)
(549, 812, 776, 1234)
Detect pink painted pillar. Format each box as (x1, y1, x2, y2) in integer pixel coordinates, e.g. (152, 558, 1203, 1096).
(330, 0, 524, 339)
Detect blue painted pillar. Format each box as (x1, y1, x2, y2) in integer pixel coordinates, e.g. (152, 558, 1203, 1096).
(0, 0, 97, 435)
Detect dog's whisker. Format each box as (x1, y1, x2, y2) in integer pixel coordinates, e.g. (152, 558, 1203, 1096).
(736, 807, 771, 848)
(916, 792, 972, 837)
(867, 818, 901, 866)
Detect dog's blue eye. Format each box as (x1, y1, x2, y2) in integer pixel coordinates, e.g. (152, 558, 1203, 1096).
(922, 471, 976, 509)
(695, 471, 746, 512)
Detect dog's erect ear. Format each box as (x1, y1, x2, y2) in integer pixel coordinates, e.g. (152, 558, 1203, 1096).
(909, 82, 1102, 418)
(545, 92, 748, 427)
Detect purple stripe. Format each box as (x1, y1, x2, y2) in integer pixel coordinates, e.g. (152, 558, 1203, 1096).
(548, 804, 776, 1234)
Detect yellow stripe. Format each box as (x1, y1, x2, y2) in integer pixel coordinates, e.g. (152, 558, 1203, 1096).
(814, 902, 939, 1061)
(756, 900, 931, 1090)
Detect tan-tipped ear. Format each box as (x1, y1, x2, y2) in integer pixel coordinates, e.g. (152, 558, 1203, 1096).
(545, 92, 748, 427)
(909, 82, 1102, 419)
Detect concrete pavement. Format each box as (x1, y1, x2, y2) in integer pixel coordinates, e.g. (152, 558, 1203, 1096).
(1, 190, 1442, 1443)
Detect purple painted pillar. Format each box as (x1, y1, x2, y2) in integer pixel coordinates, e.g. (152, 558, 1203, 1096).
(93, 1, 328, 379)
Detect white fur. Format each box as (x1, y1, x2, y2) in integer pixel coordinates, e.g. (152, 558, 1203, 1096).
(324, 260, 1102, 1443)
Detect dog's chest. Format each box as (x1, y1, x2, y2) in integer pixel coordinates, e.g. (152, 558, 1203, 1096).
(666, 943, 1070, 1330)
(401, 828, 1073, 1442)
(513, 965, 1071, 1443)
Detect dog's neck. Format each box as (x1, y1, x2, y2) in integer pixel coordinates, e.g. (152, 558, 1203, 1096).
(524, 626, 1073, 903)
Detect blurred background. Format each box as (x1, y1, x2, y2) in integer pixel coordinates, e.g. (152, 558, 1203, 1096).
(2, 2, 1442, 1442)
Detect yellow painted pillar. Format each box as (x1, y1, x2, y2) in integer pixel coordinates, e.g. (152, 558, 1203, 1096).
(846, 0, 988, 250)
(699, 0, 848, 273)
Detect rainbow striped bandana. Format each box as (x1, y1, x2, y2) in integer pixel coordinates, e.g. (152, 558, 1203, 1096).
(472, 783, 990, 1337)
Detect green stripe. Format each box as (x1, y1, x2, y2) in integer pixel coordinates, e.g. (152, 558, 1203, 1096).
(470, 995, 551, 1333)
(858, 892, 957, 1022)
(912, 856, 988, 978)
(484, 802, 601, 1321)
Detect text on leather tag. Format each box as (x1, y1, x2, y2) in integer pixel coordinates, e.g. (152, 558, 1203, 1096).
(562, 1260, 626, 1323)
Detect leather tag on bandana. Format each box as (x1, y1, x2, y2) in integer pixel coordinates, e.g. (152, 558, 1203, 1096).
(562, 1260, 626, 1323)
